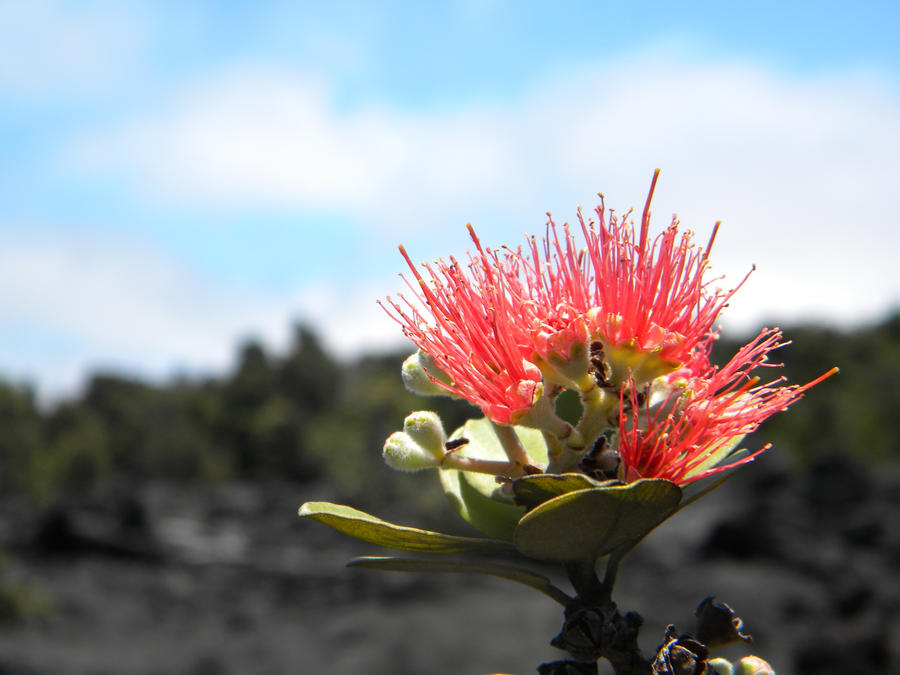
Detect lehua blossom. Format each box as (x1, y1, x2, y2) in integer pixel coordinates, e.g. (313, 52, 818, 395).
(381, 171, 744, 424)
(380, 233, 546, 424)
(382, 171, 836, 483)
(514, 170, 749, 381)
(617, 329, 838, 485)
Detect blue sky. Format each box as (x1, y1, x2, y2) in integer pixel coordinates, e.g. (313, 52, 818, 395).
(2, 0, 899, 399)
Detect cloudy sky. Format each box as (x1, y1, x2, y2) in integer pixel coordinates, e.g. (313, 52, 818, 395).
(2, 0, 899, 399)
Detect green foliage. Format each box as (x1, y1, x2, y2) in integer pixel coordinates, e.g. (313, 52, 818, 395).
(33, 404, 112, 498)
(513, 479, 682, 562)
(0, 552, 52, 623)
(298, 501, 514, 554)
(0, 313, 896, 510)
(0, 383, 43, 495)
(512, 473, 616, 509)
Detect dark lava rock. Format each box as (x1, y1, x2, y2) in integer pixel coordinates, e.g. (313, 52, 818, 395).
(0, 660, 43, 675)
(804, 454, 870, 514)
(794, 629, 890, 674)
(32, 494, 162, 562)
(700, 512, 778, 560)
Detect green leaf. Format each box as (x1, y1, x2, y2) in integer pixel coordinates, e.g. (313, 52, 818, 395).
(511, 473, 617, 510)
(513, 479, 682, 562)
(298, 502, 514, 554)
(438, 417, 549, 539)
(347, 556, 572, 606)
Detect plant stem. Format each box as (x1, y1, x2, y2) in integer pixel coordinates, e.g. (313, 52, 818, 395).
(490, 421, 533, 476)
(601, 548, 624, 596)
(439, 454, 519, 476)
(564, 558, 607, 603)
(576, 384, 617, 450)
(545, 431, 586, 473)
(552, 555, 652, 675)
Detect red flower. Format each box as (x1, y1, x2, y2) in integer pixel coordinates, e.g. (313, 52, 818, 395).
(513, 170, 750, 381)
(380, 232, 541, 425)
(382, 171, 833, 471)
(616, 329, 838, 485)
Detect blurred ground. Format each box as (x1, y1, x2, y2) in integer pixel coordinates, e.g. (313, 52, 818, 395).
(0, 452, 897, 675)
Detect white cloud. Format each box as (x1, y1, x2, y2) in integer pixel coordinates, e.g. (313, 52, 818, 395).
(68, 65, 517, 228)
(285, 279, 409, 356)
(65, 51, 900, 335)
(0, 0, 148, 98)
(0, 231, 255, 390)
(0, 229, 406, 399)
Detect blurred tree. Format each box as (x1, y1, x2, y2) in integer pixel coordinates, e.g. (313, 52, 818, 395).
(714, 315, 900, 464)
(0, 313, 895, 511)
(38, 403, 111, 495)
(279, 324, 341, 413)
(0, 383, 43, 494)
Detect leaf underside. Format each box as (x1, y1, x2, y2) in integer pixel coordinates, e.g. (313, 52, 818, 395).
(298, 501, 515, 555)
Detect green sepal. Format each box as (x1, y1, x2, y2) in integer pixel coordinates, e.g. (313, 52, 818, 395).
(513, 479, 682, 562)
(602, 341, 679, 386)
(438, 417, 548, 540)
(347, 556, 572, 606)
(511, 473, 618, 510)
(298, 501, 515, 555)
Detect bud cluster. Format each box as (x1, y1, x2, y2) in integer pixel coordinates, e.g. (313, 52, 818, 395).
(383, 411, 447, 472)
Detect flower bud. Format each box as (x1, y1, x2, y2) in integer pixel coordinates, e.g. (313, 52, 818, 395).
(736, 656, 774, 675)
(402, 410, 447, 454)
(383, 431, 442, 472)
(706, 658, 734, 675)
(401, 350, 454, 397)
(382, 411, 448, 472)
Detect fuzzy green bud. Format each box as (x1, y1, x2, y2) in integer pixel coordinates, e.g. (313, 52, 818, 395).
(401, 351, 454, 397)
(403, 411, 447, 453)
(382, 411, 447, 472)
(383, 432, 441, 472)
